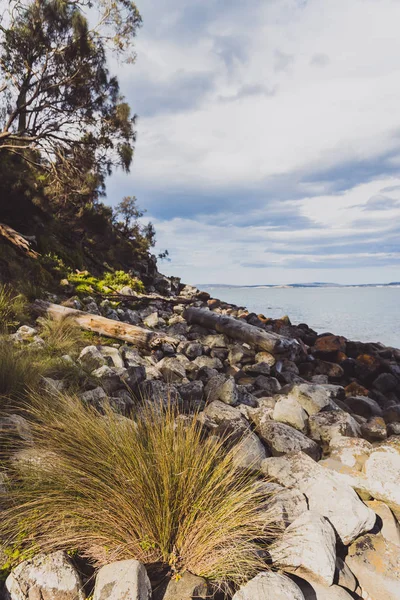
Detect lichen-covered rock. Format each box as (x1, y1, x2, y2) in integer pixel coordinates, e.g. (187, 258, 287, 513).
(346, 533, 400, 600)
(93, 559, 151, 600)
(78, 345, 107, 372)
(232, 571, 305, 600)
(363, 439, 400, 510)
(329, 436, 372, 469)
(5, 551, 84, 600)
(233, 431, 267, 469)
(257, 421, 320, 460)
(289, 384, 331, 415)
(271, 511, 336, 585)
(157, 357, 186, 382)
(365, 500, 400, 546)
(308, 411, 360, 444)
(203, 400, 244, 425)
(268, 488, 308, 528)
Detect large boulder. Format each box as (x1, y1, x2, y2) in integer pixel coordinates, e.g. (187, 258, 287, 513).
(289, 384, 331, 415)
(272, 396, 308, 432)
(363, 438, 400, 510)
(257, 421, 321, 460)
(268, 488, 308, 528)
(308, 411, 360, 445)
(271, 511, 337, 585)
(346, 533, 400, 600)
(262, 452, 376, 544)
(232, 571, 305, 600)
(5, 551, 84, 600)
(93, 559, 151, 600)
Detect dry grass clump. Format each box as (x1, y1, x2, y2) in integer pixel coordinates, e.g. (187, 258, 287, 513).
(0, 339, 42, 402)
(0, 285, 28, 333)
(0, 393, 279, 590)
(36, 314, 85, 357)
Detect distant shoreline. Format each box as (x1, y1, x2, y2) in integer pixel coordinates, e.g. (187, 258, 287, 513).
(198, 283, 400, 289)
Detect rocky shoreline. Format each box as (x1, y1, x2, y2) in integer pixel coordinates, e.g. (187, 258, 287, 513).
(2, 278, 400, 600)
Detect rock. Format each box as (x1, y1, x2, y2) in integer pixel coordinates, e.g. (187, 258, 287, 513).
(182, 342, 203, 359)
(121, 347, 148, 368)
(254, 376, 281, 395)
(233, 431, 267, 470)
(144, 312, 159, 328)
(314, 335, 347, 355)
(293, 576, 355, 599)
(335, 557, 358, 593)
(42, 377, 65, 393)
(93, 559, 151, 600)
(0, 414, 32, 443)
(81, 386, 108, 406)
(271, 511, 336, 585)
(78, 345, 107, 372)
(272, 396, 308, 432)
(308, 411, 360, 444)
(346, 533, 400, 600)
(318, 458, 371, 499)
(363, 440, 400, 510)
(290, 384, 331, 415)
(140, 380, 181, 406)
(344, 396, 383, 419)
(243, 362, 271, 376)
(383, 405, 400, 424)
(255, 351, 276, 366)
(373, 372, 398, 394)
(158, 357, 186, 382)
(262, 452, 376, 544)
(86, 300, 100, 315)
(228, 344, 255, 365)
(121, 366, 146, 389)
(360, 416, 387, 442)
(388, 422, 400, 435)
(203, 400, 244, 425)
(163, 571, 208, 600)
(125, 309, 142, 325)
(98, 346, 125, 369)
(329, 436, 372, 469)
(366, 500, 400, 546)
(268, 488, 308, 528)
(313, 360, 344, 379)
(257, 421, 320, 460)
(15, 325, 37, 341)
(178, 380, 204, 407)
(204, 375, 239, 406)
(5, 551, 84, 600)
(232, 571, 305, 600)
(193, 356, 223, 370)
(91, 365, 123, 393)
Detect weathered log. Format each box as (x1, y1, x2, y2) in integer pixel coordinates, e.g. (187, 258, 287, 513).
(183, 307, 300, 357)
(0, 222, 38, 258)
(98, 292, 192, 305)
(32, 300, 179, 351)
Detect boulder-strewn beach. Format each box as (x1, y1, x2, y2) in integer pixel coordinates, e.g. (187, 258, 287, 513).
(2, 275, 400, 600)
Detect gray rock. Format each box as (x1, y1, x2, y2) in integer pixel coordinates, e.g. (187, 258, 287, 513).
(271, 511, 337, 585)
(373, 372, 398, 394)
(232, 571, 305, 600)
(290, 384, 331, 415)
(98, 346, 124, 369)
(345, 396, 383, 418)
(335, 557, 358, 593)
(91, 365, 123, 393)
(233, 432, 267, 470)
(178, 380, 204, 407)
(308, 411, 360, 444)
(140, 380, 181, 405)
(193, 355, 223, 370)
(86, 301, 100, 315)
(262, 452, 376, 545)
(254, 376, 281, 395)
(243, 362, 271, 376)
(125, 309, 142, 325)
(203, 400, 244, 425)
(93, 559, 151, 600)
(293, 576, 356, 599)
(163, 571, 208, 600)
(144, 312, 159, 328)
(363, 438, 400, 510)
(5, 551, 84, 600)
(158, 357, 186, 382)
(81, 386, 108, 406)
(360, 416, 387, 442)
(78, 345, 107, 372)
(268, 488, 308, 528)
(182, 342, 203, 359)
(257, 421, 321, 460)
(273, 396, 308, 432)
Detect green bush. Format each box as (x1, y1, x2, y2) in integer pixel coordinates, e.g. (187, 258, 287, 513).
(1, 395, 279, 591)
(67, 269, 144, 296)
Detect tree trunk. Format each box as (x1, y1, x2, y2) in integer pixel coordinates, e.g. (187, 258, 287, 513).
(183, 307, 300, 357)
(32, 300, 179, 351)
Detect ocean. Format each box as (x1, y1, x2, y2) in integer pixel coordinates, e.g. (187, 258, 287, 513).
(199, 286, 400, 349)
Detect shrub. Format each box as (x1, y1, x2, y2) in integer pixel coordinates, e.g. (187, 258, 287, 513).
(0, 394, 279, 591)
(67, 269, 144, 296)
(0, 285, 28, 332)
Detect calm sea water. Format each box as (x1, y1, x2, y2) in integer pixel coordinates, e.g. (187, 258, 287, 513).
(199, 286, 400, 349)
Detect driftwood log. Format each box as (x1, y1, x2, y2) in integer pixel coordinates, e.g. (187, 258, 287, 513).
(32, 300, 179, 351)
(0, 223, 38, 258)
(183, 307, 300, 357)
(99, 291, 192, 306)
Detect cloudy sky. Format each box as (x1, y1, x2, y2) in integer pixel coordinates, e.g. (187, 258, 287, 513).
(107, 0, 400, 285)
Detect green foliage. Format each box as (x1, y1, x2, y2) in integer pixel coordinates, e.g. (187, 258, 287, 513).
(0, 285, 28, 333)
(0, 395, 280, 590)
(68, 270, 144, 295)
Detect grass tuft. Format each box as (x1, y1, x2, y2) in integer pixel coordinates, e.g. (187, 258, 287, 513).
(0, 285, 28, 333)
(0, 339, 42, 402)
(37, 314, 85, 357)
(0, 393, 279, 590)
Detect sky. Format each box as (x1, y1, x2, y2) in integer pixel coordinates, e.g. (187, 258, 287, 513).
(106, 0, 400, 285)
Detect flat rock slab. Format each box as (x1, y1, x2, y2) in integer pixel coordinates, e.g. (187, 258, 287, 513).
(232, 571, 305, 600)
